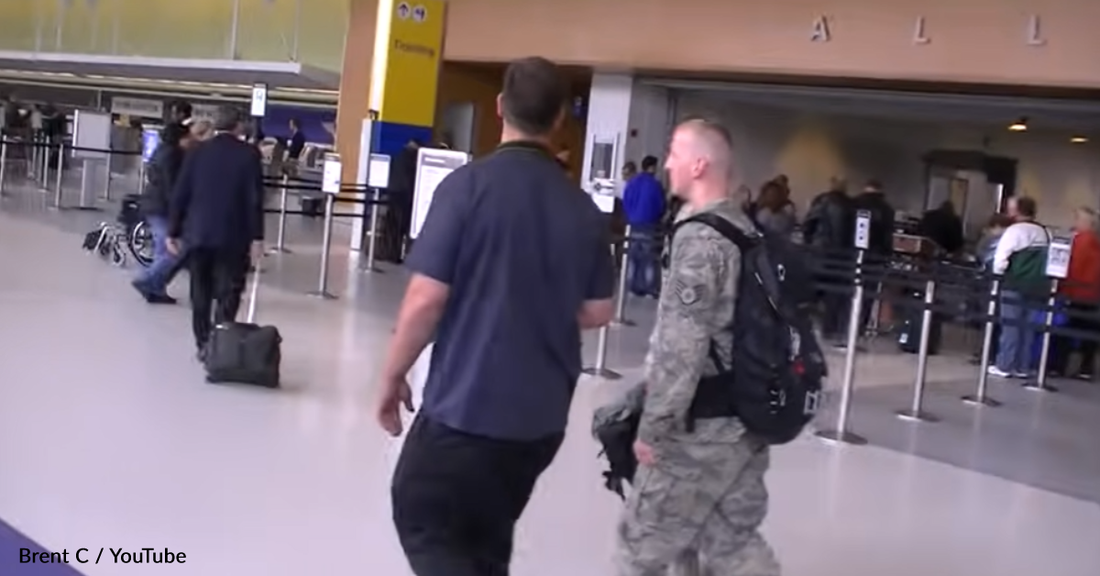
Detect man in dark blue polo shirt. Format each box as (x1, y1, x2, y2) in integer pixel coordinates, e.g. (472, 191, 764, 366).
(377, 56, 616, 575)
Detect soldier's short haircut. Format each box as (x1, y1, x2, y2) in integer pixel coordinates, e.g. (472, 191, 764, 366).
(677, 117, 734, 179)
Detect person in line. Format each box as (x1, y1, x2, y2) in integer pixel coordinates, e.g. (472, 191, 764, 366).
(377, 56, 615, 576)
(919, 200, 965, 255)
(1049, 207, 1100, 380)
(990, 196, 1049, 379)
(286, 118, 306, 161)
(969, 213, 1014, 364)
(622, 155, 667, 298)
(803, 176, 855, 341)
(846, 178, 895, 343)
(618, 118, 780, 575)
(167, 107, 265, 360)
(169, 100, 193, 128)
(132, 122, 191, 304)
(190, 120, 214, 142)
(621, 160, 638, 182)
(754, 179, 797, 237)
(383, 138, 421, 262)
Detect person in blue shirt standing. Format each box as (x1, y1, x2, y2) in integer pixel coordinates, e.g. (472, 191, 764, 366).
(622, 155, 666, 298)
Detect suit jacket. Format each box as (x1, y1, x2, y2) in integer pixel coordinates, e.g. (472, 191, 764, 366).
(168, 133, 265, 252)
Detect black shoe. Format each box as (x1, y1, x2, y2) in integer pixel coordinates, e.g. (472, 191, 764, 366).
(146, 293, 178, 305)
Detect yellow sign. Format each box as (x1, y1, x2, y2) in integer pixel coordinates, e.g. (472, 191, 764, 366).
(371, 0, 446, 128)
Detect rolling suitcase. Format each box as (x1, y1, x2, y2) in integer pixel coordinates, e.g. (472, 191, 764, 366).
(203, 270, 282, 388)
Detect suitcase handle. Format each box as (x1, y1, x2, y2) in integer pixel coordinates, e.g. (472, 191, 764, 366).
(246, 266, 261, 324)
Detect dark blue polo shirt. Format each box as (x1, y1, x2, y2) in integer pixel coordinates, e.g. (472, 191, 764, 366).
(406, 141, 615, 441)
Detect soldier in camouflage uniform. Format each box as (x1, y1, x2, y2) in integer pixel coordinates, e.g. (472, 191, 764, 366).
(617, 119, 781, 576)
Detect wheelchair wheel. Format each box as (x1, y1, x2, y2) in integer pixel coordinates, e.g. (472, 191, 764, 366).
(129, 221, 154, 267)
(111, 243, 127, 268)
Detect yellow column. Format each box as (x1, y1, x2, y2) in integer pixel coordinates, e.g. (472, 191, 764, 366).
(336, 0, 447, 184)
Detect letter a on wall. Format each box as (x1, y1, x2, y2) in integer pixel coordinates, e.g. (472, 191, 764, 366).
(811, 16, 831, 42)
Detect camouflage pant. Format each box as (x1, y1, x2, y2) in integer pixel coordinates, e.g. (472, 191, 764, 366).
(615, 436, 780, 576)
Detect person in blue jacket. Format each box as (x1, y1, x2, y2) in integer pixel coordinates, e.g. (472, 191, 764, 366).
(622, 155, 666, 297)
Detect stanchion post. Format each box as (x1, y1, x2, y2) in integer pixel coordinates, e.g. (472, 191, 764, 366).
(362, 188, 383, 273)
(581, 325, 622, 380)
(816, 249, 869, 446)
(1023, 279, 1060, 393)
(28, 134, 38, 179)
(307, 193, 338, 300)
(308, 153, 341, 300)
(101, 154, 113, 201)
(267, 174, 292, 255)
(102, 154, 113, 201)
(896, 279, 940, 422)
(0, 139, 8, 196)
(52, 143, 64, 208)
(40, 137, 50, 189)
(611, 225, 636, 327)
(963, 278, 1003, 407)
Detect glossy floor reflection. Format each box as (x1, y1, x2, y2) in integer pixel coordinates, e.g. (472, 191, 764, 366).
(1, 201, 1099, 576)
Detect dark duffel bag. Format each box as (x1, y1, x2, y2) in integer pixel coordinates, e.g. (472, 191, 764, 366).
(203, 271, 282, 388)
(300, 195, 323, 218)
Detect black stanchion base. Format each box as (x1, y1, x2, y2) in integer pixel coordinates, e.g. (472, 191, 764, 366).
(307, 290, 338, 300)
(961, 394, 1003, 408)
(610, 318, 636, 328)
(60, 205, 103, 212)
(815, 429, 868, 446)
(895, 409, 940, 423)
(1022, 381, 1059, 393)
(581, 367, 622, 380)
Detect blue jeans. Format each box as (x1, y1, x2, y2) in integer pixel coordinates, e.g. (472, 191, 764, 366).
(627, 226, 661, 297)
(135, 216, 183, 296)
(996, 290, 1037, 374)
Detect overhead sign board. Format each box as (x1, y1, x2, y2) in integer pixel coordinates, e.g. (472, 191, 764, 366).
(110, 97, 163, 119)
(250, 83, 269, 118)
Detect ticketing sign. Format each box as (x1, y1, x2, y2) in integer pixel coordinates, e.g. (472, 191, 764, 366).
(141, 128, 161, 163)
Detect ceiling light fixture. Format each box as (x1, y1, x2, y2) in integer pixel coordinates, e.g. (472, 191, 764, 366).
(1071, 136, 1088, 144)
(1008, 117, 1028, 132)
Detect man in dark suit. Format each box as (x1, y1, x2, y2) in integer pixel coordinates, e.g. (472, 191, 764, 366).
(167, 106, 265, 358)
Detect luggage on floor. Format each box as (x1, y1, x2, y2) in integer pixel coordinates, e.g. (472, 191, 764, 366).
(203, 270, 282, 388)
(897, 289, 943, 355)
(300, 195, 323, 218)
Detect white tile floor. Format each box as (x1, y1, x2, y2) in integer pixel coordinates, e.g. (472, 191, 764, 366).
(2, 191, 1100, 576)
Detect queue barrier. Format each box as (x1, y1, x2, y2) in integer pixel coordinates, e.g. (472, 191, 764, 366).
(0, 137, 141, 210)
(582, 224, 1100, 449)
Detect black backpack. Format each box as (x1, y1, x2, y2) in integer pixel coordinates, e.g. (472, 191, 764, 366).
(676, 213, 826, 444)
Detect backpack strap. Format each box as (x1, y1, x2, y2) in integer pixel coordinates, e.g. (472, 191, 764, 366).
(674, 211, 758, 251)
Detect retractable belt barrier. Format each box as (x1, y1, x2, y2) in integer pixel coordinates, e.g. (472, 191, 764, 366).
(0, 137, 140, 210)
(584, 218, 1100, 449)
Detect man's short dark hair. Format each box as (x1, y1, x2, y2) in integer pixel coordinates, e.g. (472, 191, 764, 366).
(1015, 195, 1038, 218)
(214, 106, 243, 132)
(641, 155, 659, 171)
(500, 57, 568, 137)
(171, 100, 192, 118)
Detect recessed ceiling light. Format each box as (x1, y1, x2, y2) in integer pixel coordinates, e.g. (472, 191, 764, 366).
(1008, 118, 1028, 132)
(1071, 136, 1088, 143)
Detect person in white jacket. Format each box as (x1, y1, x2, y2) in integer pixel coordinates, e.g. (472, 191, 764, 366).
(990, 196, 1049, 378)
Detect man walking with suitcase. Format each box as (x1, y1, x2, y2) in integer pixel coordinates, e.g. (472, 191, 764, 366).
(167, 106, 266, 359)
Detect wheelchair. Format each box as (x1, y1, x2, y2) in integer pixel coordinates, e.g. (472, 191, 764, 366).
(79, 195, 154, 268)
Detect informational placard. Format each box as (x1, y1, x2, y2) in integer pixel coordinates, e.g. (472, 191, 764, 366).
(141, 128, 161, 163)
(321, 153, 342, 195)
(250, 82, 269, 118)
(71, 110, 113, 161)
(853, 209, 872, 250)
(589, 179, 617, 214)
(368, 154, 391, 189)
(410, 148, 470, 239)
(1045, 235, 1073, 279)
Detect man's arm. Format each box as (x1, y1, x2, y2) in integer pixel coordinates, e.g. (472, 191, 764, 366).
(380, 171, 470, 380)
(579, 219, 616, 329)
(249, 148, 266, 242)
(168, 152, 197, 239)
(992, 225, 1018, 274)
(637, 226, 733, 446)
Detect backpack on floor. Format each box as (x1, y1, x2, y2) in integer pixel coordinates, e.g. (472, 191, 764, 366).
(677, 213, 826, 444)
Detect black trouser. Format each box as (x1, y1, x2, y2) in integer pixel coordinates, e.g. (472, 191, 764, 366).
(392, 415, 563, 576)
(1049, 302, 1099, 376)
(188, 247, 250, 350)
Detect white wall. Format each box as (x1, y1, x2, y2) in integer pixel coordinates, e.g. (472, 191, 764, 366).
(582, 73, 672, 190)
(674, 92, 1100, 228)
